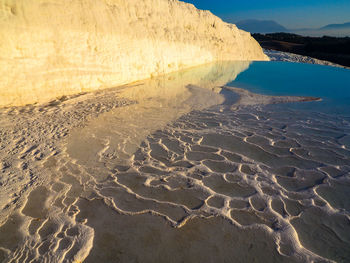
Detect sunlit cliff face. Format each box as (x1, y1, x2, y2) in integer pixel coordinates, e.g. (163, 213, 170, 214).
(0, 0, 267, 107)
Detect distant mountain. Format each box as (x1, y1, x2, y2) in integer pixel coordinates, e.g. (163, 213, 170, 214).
(321, 22, 350, 30)
(236, 19, 288, 33)
(234, 19, 350, 37)
(293, 22, 350, 37)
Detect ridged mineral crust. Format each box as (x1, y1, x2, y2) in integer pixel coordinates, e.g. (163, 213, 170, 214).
(0, 0, 268, 106)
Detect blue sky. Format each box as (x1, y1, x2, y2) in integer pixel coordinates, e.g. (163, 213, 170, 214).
(182, 0, 350, 29)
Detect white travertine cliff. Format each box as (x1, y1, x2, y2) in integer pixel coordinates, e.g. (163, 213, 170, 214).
(0, 0, 268, 107)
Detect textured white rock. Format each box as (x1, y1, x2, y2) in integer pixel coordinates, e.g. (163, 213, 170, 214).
(0, 0, 268, 107)
(264, 49, 348, 69)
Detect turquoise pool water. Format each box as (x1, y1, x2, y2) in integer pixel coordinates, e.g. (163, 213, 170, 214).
(228, 61, 350, 115)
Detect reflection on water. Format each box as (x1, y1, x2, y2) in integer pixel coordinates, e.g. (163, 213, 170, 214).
(67, 61, 249, 166)
(0, 61, 350, 263)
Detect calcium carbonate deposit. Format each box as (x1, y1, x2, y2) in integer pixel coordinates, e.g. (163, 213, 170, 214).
(0, 0, 267, 107)
(1, 62, 331, 263)
(4, 1, 349, 263)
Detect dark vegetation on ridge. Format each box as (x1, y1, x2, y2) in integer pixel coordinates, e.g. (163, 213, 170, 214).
(253, 33, 350, 67)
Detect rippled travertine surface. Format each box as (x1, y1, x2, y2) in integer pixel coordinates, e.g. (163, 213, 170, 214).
(0, 61, 349, 263)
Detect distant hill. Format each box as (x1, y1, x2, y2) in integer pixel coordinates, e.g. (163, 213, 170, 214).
(252, 32, 350, 67)
(236, 19, 288, 33)
(321, 22, 350, 30)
